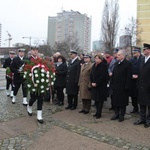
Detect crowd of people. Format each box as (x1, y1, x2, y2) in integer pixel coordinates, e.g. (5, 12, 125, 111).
(2, 43, 150, 128)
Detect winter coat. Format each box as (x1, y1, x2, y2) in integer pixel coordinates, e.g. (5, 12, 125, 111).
(138, 57, 150, 105)
(10, 56, 26, 84)
(66, 58, 81, 95)
(111, 59, 132, 106)
(54, 63, 68, 88)
(129, 55, 143, 97)
(78, 62, 93, 99)
(90, 62, 109, 102)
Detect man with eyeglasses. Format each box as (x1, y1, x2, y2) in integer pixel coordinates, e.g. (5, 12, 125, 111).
(134, 43, 150, 128)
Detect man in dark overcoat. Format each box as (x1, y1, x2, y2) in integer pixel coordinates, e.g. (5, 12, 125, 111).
(66, 50, 81, 110)
(10, 49, 28, 105)
(110, 50, 132, 122)
(134, 43, 150, 128)
(129, 47, 143, 113)
(3, 51, 16, 97)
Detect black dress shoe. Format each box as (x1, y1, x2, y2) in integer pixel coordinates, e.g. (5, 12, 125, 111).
(37, 119, 44, 124)
(130, 109, 138, 113)
(109, 107, 114, 110)
(84, 111, 89, 114)
(110, 115, 119, 120)
(79, 110, 85, 113)
(95, 115, 101, 119)
(93, 114, 97, 117)
(144, 122, 150, 128)
(23, 103, 28, 106)
(58, 102, 64, 106)
(65, 106, 72, 109)
(134, 119, 145, 125)
(118, 117, 124, 122)
(70, 107, 76, 110)
(27, 111, 32, 116)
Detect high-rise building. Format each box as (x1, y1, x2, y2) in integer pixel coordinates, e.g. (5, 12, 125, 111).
(92, 40, 103, 52)
(0, 23, 1, 47)
(137, 0, 150, 45)
(47, 10, 92, 52)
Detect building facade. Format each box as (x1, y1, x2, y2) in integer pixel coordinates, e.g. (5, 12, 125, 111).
(0, 23, 1, 47)
(137, 0, 150, 45)
(92, 40, 103, 52)
(47, 10, 91, 53)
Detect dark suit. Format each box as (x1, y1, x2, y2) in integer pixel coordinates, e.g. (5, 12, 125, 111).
(3, 57, 14, 91)
(111, 59, 132, 119)
(54, 62, 67, 104)
(129, 55, 143, 111)
(137, 57, 150, 122)
(10, 56, 27, 97)
(66, 58, 81, 109)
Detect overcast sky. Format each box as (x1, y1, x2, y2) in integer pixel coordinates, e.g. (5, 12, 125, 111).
(0, 0, 136, 47)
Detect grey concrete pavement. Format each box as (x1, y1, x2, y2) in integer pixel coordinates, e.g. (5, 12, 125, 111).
(0, 68, 150, 150)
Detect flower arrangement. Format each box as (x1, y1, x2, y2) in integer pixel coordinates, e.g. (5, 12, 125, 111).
(23, 57, 55, 95)
(6, 67, 13, 79)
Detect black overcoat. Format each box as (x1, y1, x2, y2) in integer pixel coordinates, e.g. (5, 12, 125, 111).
(54, 63, 68, 88)
(138, 57, 150, 105)
(90, 62, 108, 102)
(66, 58, 81, 95)
(3, 57, 13, 79)
(3, 57, 12, 68)
(111, 59, 132, 106)
(129, 55, 143, 97)
(10, 56, 26, 84)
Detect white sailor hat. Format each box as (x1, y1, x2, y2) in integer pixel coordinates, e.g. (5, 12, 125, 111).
(18, 48, 25, 52)
(9, 51, 16, 54)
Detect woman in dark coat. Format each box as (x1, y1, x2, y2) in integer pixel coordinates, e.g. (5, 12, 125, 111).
(54, 55, 67, 106)
(90, 54, 109, 119)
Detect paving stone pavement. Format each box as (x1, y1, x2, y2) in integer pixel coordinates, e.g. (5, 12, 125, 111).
(0, 68, 150, 150)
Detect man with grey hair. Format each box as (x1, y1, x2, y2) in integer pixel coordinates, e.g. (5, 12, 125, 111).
(110, 49, 132, 122)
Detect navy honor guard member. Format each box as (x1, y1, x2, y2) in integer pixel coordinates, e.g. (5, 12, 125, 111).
(134, 43, 150, 128)
(65, 50, 81, 110)
(3, 51, 16, 97)
(10, 48, 28, 105)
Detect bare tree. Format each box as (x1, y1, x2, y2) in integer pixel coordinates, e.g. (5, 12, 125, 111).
(124, 17, 143, 47)
(100, 0, 119, 54)
(38, 45, 53, 57)
(53, 33, 83, 60)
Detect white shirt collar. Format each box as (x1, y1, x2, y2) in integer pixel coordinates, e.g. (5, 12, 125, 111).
(71, 56, 78, 63)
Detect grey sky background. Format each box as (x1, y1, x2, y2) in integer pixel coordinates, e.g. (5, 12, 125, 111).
(0, 0, 136, 47)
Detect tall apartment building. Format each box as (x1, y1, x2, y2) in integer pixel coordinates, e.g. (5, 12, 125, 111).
(0, 23, 1, 47)
(137, 0, 150, 45)
(47, 10, 91, 53)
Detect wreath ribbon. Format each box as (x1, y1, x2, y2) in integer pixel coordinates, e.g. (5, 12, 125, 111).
(31, 64, 48, 86)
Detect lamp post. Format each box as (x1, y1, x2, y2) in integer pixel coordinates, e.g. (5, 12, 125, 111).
(22, 36, 31, 46)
